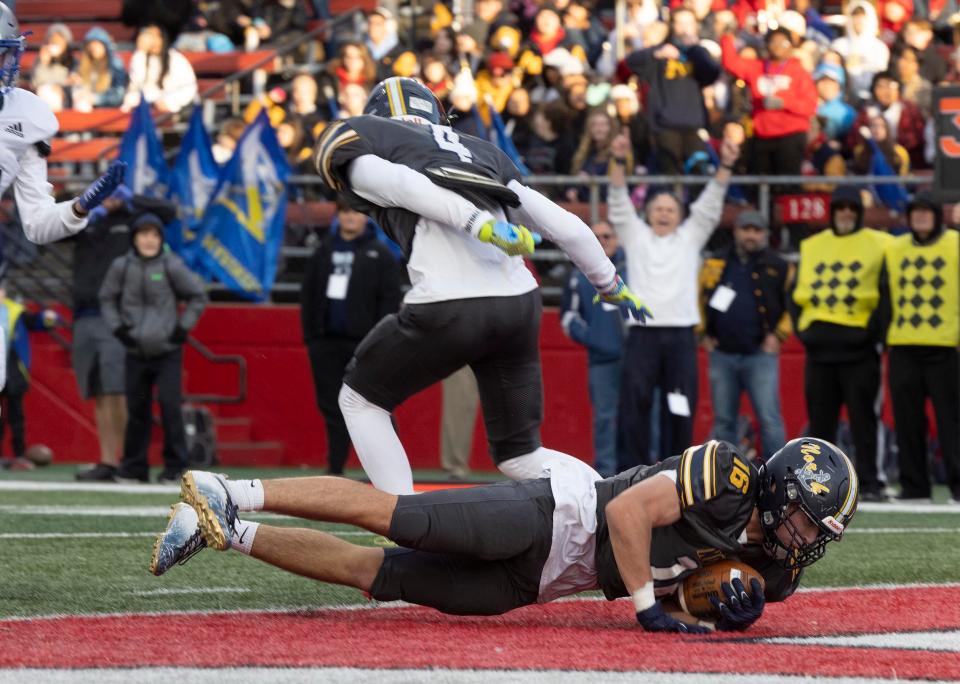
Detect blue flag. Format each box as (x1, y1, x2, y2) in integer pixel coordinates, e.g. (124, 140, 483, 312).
(867, 138, 908, 213)
(117, 97, 169, 197)
(488, 105, 530, 176)
(192, 111, 291, 301)
(167, 107, 219, 257)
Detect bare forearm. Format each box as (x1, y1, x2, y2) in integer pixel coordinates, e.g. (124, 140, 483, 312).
(262, 476, 397, 535)
(607, 503, 654, 593)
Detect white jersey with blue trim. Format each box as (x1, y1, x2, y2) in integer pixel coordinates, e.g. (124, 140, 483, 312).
(0, 88, 87, 244)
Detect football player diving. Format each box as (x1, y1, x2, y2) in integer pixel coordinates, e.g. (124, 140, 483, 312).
(311, 76, 651, 496)
(152, 437, 859, 633)
(0, 2, 125, 245)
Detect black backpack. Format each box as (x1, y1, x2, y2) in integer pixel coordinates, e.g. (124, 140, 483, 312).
(182, 404, 217, 467)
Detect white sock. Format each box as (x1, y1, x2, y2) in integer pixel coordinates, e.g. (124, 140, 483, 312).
(230, 519, 259, 555)
(224, 478, 265, 512)
(338, 384, 414, 495)
(498, 447, 599, 480)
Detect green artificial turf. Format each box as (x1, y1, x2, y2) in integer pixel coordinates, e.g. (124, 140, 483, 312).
(1, 471, 958, 619)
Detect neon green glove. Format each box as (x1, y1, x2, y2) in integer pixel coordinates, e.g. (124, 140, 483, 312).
(593, 275, 653, 324)
(477, 219, 542, 256)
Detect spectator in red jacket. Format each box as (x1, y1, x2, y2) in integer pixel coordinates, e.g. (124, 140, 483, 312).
(721, 27, 817, 177)
(848, 71, 927, 169)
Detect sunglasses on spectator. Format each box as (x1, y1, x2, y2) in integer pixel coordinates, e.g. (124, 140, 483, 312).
(595, 233, 615, 239)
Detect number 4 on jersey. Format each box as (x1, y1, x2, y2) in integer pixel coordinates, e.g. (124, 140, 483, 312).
(430, 125, 473, 163)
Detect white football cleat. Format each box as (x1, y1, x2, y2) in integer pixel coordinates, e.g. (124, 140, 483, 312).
(180, 471, 239, 551)
(150, 502, 206, 576)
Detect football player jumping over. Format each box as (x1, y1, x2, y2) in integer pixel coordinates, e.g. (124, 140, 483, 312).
(152, 437, 859, 633)
(312, 76, 650, 495)
(0, 3, 125, 244)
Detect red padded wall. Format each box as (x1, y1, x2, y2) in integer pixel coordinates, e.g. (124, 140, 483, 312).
(26, 305, 819, 470)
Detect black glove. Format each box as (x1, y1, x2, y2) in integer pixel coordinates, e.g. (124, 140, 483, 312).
(169, 325, 189, 344)
(636, 601, 711, 634)
(709, 578, 766, 632)
(114, 326, 135, 348)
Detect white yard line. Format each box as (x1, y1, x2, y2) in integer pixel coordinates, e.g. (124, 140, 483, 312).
(0, 529, 372, 539)
(130, 587, 250, 597)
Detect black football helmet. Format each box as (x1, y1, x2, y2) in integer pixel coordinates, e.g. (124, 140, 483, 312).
(757, 437, 859, 569)
(364, 76, 448, 125)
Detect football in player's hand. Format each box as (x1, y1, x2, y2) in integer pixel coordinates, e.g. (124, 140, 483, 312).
(679, 561, 765, 619)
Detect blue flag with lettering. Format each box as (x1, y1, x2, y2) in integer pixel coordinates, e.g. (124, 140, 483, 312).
(168, 107, 219, 257)
(192, 111, 291, 301)
(488, 105, 530, 175)
(117, 97, 169, 197)
(867, 138, 908, 213)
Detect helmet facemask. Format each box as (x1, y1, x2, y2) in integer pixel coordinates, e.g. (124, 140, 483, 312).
(0, 36, 23, 92)
(758, 437, 857, 570)
(761, 488, 841, 569)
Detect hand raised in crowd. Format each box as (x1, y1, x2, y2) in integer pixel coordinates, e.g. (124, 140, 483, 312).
(654, 43, 681, 61)
(609, 133, 631, 188)
(719, 137, 740, 170)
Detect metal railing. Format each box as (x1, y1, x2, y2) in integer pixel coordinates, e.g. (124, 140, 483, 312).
(22, 168, 933, 301)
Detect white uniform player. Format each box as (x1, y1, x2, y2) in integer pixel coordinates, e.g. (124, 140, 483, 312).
(0, 2, 125, 245)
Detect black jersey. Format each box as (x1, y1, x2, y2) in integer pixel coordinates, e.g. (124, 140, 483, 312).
(593, 440, 802, 603)
(314, 115, 522, 258)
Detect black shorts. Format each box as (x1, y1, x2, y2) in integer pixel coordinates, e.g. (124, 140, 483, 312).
(369, 478, 555, 616)
(344, 291, 543, 462)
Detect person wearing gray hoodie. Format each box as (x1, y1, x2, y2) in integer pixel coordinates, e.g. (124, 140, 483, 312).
(98, 213, 207, 483)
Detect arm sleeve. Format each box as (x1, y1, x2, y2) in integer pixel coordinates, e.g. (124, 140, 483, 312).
(683, 178, 727, 249)
(98, 260, 125, 332)
(506, 179, 616, 290)
(720, 33, 760, 82)
(688, 45, 721, 86)
(624, 47, 655, 77)
(347, 154, 490, 234)
(606, 184, 648, 241)
(14, 146, 88, 244)
(168, 259, 207, 330)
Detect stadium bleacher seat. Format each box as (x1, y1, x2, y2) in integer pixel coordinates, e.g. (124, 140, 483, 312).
(20, 22, 136, 46)
(17, 0, 122, 21)
(21, 49, 277, 75)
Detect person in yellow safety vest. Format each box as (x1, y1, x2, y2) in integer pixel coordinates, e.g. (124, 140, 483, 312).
(0, 282, 58, 470)
(791, 186, 893, 502)
(881, 192, 960, 504)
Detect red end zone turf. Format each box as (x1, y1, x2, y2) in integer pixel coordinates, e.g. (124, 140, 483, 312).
(1, 586, 958, 679)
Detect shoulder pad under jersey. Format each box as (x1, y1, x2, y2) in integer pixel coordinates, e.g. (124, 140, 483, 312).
(1, 88, 59, 143)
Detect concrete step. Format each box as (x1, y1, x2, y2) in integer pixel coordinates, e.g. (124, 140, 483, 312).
(217, 441, 285, 467)
(214, 416, 253, 443)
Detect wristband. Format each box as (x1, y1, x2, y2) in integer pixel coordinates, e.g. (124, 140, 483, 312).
(631, 582, 656, 613)
(613, 156, 628, 165)
(720, 164, 734, 171)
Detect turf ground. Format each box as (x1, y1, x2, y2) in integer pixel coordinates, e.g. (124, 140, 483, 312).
(1, 465, 959, 682)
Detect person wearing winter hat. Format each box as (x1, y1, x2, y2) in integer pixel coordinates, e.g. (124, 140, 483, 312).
(791, 186, 893, 501)
(98, 213, 207, 484)
(73, 187, 178, 482)
(881, 192, 960, 503)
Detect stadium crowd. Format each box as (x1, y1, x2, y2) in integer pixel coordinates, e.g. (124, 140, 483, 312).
(27, 0, 960, 192)
(5, 0, 958, 506)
